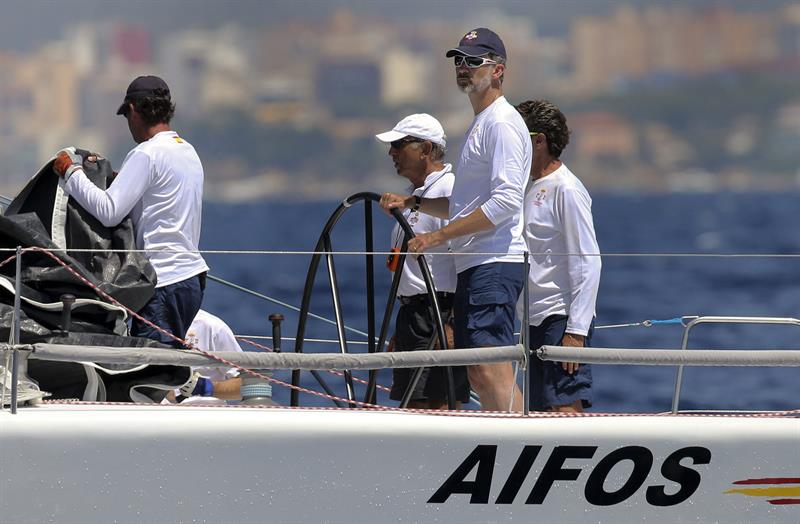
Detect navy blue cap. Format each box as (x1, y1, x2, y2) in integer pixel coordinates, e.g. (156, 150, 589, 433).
(116, 75, 170, 115)
(445, 28, 506, 59)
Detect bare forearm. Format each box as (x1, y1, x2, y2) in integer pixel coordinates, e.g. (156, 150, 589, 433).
(419, 197, 450, 219)
(380, 193, 449, 219)
(212, 377, 242, 400)
(438, 208, 495, 241)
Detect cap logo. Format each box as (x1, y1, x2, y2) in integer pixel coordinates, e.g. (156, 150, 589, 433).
(464, 31, 478, 40)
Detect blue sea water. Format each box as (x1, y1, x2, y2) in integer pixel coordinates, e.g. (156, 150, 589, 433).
(201, 192, 800, 413)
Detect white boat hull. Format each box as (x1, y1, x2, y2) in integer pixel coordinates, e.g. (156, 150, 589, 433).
(2, 404, 799, 523)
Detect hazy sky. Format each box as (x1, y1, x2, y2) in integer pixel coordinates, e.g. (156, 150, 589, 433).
(1, 0, 791, 52)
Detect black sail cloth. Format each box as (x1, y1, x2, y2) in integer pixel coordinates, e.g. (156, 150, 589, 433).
(1, 152, 189, 401)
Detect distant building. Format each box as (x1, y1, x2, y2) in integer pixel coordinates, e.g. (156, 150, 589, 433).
(571, 5, 780, 94)
(381, 47, 433, 108)
(112, 25, 152, 65)
(778, 4, 800, 67)
(315, 60, 381, 118)
(569, 111, 638, 164)
(253, 79, 310, 125)
(642, 123, 694, 170)
(160, 25, 253, 118)
(0, 46, 81, 162)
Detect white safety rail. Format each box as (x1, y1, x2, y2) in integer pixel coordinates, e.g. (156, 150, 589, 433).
(537, 315, 800, 414)
(537, 346, 800, 367)
(671, 316, 800, 413)
(16, 342, 527, 370)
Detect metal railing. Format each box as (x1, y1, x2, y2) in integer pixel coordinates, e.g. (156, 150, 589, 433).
(671, 316, 800, 413)
(10, 247, 21, 414)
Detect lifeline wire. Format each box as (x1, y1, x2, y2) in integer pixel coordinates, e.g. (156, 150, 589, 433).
(595, 317, 690, 330)
(207, 274, 372, 340)
(1, 247, 800, 258)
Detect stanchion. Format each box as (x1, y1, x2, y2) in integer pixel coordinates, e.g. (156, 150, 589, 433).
(239, 314, 284, 406)
(269, 314, 284, 353)
(60, 294, 76, 334)
(522, 251, 530, 416)
(10, 246, 22, 414)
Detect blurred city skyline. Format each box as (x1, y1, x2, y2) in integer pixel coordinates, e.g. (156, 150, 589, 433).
(1, 0, 798, 201)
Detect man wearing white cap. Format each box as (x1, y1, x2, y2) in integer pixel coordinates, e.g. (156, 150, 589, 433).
(380, 28, 531, 412)
(176, 309, 245, 404)
(376, 114, 466, 409)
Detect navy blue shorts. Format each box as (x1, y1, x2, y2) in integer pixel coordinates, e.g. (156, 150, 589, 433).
(528, 315, 594, 410)
(131, 273, 205, 348)
(453, 262, 524, 349)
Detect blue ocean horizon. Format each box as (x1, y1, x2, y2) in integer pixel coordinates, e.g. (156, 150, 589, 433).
(201, 192, 800, 413)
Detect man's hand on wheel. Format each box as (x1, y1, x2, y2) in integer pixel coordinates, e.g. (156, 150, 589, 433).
(379, 192, 414, 215)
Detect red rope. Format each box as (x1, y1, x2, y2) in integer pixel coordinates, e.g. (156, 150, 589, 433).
(39, 399, 800, 419)
(0, 253, 17, 269)
(19, 247, 390, 407)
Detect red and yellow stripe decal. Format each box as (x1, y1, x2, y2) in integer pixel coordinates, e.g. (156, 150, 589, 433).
(725, 478, 800, 505)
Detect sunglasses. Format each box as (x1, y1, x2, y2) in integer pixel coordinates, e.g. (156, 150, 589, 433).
(453, 55, 497, 68)
(390, 137, 423, 149)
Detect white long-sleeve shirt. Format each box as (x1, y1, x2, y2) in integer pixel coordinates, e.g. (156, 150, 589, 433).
(65, 131, 209, 287)
(449, 96, 531, 274)
(390, 165, 457, 297)
(522, 164, 601, 335)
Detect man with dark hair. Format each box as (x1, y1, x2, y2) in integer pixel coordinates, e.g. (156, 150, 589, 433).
(516, 99, 601, 413)
(52, 75, 208, 347)
(380, 28, 531, 411)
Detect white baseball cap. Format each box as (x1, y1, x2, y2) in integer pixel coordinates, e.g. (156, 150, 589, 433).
(375, 113, 447, 148)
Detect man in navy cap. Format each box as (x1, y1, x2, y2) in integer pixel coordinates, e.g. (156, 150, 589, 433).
(52, 76, 208, 348)
(380, 29, 531, 411)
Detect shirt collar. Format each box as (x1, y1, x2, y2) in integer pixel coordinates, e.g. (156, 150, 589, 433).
(151, 130, 178, 140)
(475, 96, 506, 119)
(409, 163, 452, 195)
